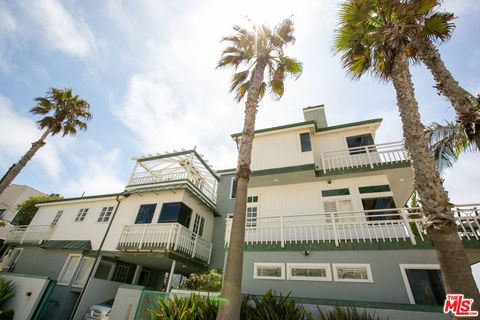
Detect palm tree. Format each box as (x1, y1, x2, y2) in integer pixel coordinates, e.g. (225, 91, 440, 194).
(406, 0, 480, 150)
(216, 19, 302, 320)
(334, 0, 480, 311)
(0, 88, 92, 196)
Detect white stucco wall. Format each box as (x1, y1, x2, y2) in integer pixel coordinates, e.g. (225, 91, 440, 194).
(109, 285, 145, 320)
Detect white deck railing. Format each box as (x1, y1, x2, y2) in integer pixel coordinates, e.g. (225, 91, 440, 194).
(117, 223, 212, 263)
(225, 204, 480, 247)
(6, 225, 54, 245)
(320, 141, 408, 173)
(128, 167, 217, 202)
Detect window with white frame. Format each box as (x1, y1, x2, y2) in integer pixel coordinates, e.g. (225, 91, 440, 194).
(192, 213, 205, 237)
(399, 264, 445, 305)
(230, 177, 237, 199)
(287, 263, 332, 281)
(75, 208, 89, 222)
(72, 257, 95, 287)
(333, 263, 373, 283)
(254, 263, 284, 280)
(58, 254, 82, 285)
(246, 196, 258, 228)
(5, 248, 23, 270)
(51, 210, 63, 226)
(323, 199, 352, 224)
(98, 206, 114, 222)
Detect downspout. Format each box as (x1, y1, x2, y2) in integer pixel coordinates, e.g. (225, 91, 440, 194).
(69, 192, 131, 320)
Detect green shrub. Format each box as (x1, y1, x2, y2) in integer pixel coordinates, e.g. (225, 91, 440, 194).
(241, 290, 313, 320)
(0, 277, 14, 306)
(317, 306, 385, 320)
(183, 269, 222, 292)
(150, 294, 218, 320)
(0, 310, 14, 320)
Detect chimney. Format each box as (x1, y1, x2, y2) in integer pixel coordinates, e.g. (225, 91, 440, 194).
(303, 105, 327, 128)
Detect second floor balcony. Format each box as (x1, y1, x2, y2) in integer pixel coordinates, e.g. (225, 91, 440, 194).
(5, 225, 54, 245)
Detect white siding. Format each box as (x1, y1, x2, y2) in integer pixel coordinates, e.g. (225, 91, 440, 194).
(248, 175, 390, 217)
(250, 128, 315, 171)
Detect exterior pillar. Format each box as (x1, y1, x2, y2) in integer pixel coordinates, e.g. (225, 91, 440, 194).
(166, 260, 176, 292)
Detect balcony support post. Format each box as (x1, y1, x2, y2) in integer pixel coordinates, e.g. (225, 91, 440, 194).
(366, 146, 374, 168)
(166, 223, 175, 249)
(166, 260, 177, 292)
(174, 224, 181, 251)
(280, 214, 285, 248)
(401, 209, 417, 245)
(192, 235, 198, 259)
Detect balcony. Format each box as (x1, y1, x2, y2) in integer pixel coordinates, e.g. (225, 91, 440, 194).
(126, 150, 218, 205)
(117, 223, 212, 264)
(224, 204, 480, 248)
(5, 225, 54, 245)
(319, 141, 409, 174)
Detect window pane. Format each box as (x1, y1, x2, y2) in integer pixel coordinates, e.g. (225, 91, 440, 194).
(322, 189, 350, 197)
(300, 133, 312, 152)
(362, 197, 397, 221)
(291, 267, 326, 278)
(230, 178, 237, 199)
(59, 256, 80, 284)
(73, 258, 95, 287)
(346, 134, 375, 155)
(158, 202, 192, 227)
(337, 267, 368, 280)
(258, 266, 281, 277)
(95, 260, 114, 280)
(406, 269, 445, 306)
(135, 204, 156, 224)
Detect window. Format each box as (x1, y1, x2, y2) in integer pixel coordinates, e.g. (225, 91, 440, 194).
(95, 258, 115, 280)
(254, 263, 285, 280)
(98, 206, 114, 222)
(138, 269, 151, 286)
(230, 178, 237, 199)
(0, 209, 6, 218)
(287, 263, 331, 281)
(323, 199, 352, 223)
(51, 210, 63, 226)
(58, 254, 82, 285)
(333, 263, 373, 283)
(362, 197, 398, 221)
(300, 132, 312, 152)
(359, 185, 391, 194)
(192, 214, 206, 237)
(400, 264, 445, 305)
(346, 134, 375, 155)
(322, 188, 350, 197)
(135, 204, 157, 224)
(4, 248, 23, 270)
(72, 257, 95, 287)
(75, 208, 89, 222)
(158, 202, 192, 228)
(112, 262, 135, 283)
(246, 196, 258, 228)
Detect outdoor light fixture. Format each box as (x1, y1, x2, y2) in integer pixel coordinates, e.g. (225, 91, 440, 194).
(303, 250, 310, 256)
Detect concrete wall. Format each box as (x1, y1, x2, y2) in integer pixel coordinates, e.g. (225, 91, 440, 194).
(73, 278, 124, 320)
(0, 272, 49, 320)
(210, 172, 235, 270)
(241, 249, 439, 304)
(109, 285, 145, 320)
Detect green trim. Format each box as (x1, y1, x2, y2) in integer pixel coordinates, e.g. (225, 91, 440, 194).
(216, 168, 236, 174)
(252, 164, 315, 177)
(322, 188, 350, 197)
(359, 185, 391, 194)
(38, 193, 122, 204)
(316, 161, 411, 177)
(32, 279, 57, 320)
(41, 240, 92, 250)
(231, 118, 382, 138)
(0, 272, 49, 279)
(302, 105, 324, 111)
(168, 251, 209, 270)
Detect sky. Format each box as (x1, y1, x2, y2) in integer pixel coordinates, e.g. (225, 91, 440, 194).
(0, 0, 479, 203)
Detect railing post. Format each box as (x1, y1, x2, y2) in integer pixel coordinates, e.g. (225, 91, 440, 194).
(166, 223, 175, 249)
(174, 224, 181, 251)
(280, 215, 285, 248)
(192, 235, 198, 258)
(331, 213, 339, 247)
(321, 152, 327, 174)
(138, 224, 149, 250)
(401, 209, 417, 245)
(365, 146, 374, 168)
(208, 244, 213, 264)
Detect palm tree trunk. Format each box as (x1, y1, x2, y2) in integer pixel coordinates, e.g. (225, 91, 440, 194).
(391, 52, 480, 315)
(0, 128, 51, 196)
(417, 39, 480, 149)
(216, 59, 267, 320)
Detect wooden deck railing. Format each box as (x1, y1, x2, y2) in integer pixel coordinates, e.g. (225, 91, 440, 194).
(320, 141, 408, 173)
(117, 223, 212, 263)
(225, 204, 480, 247)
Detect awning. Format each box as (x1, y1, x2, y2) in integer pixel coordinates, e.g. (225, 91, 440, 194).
(41, 240, 92, 250)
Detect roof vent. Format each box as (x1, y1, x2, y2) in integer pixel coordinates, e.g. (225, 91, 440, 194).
(303, 105, 327, 128)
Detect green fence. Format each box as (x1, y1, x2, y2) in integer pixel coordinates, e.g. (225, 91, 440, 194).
(134, 290, 169, 320)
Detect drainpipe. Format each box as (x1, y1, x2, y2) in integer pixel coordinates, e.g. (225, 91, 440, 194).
(69, 193, 130, 320)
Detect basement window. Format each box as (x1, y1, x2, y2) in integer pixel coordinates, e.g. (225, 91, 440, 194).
(333, 263, 373, 283)
(254, 263, 285, 280)
(287, 263, 331, 281)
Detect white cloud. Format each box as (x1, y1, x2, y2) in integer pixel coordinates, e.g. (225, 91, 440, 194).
(443, 153, 480, 204)
(21, 0, 95, 58)
(0, 95, 63, 180)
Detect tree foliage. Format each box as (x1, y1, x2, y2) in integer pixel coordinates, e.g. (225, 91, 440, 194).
(184, 269, 222, 292)
(13, 194, 63, 225)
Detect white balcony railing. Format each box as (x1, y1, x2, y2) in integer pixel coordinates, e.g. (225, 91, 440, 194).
(6, 225, 54, 245)
(225, 204, 480, 247)
(117, 223, 212, 263)
(320, 141, 408, 173)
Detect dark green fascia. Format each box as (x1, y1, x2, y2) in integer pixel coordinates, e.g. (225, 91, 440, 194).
(322, 188, 350, 197)
(38, 192, 122, 204)
(315, 161, 411, 177)
(167, 252, 208, 271)
(252, 164, 316, 177)
(359, 185, 391, 194)
(231, 118, 382, 138)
